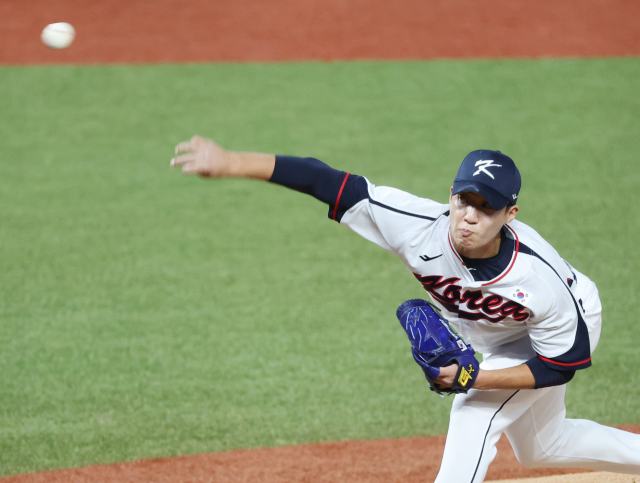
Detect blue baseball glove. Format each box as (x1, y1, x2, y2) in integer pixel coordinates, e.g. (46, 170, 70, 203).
(396, 299, 479, 396)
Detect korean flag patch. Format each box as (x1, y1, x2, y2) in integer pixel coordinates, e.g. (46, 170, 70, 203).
(512, 288, 531, 305)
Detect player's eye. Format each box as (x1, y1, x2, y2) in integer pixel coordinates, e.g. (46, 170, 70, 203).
(481, 204, 497, 216)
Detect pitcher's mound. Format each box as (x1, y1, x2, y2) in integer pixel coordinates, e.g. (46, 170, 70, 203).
(492, 473, 640, 483)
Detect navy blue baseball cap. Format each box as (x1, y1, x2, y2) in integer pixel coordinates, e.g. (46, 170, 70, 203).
(452, 150, 521, 210)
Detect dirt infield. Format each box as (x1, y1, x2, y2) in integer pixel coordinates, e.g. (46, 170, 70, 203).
(4, 426, 640, 483)
(1, 0, 639, 64)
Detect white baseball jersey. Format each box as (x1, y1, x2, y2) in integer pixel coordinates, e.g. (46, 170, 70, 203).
(340, 178, 599, 371)
(269, 155, 640, 482)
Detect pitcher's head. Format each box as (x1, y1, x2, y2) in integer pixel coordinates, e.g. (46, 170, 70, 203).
(448, 150, 520, 257)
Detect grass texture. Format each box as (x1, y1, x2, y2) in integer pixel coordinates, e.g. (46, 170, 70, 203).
(0, 58, 639, 475)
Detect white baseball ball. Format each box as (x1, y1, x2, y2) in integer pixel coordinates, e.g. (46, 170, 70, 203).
(41, 22, 76, 50)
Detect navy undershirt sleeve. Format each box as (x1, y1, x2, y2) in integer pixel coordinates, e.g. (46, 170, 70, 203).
(525, 356, 576, 388)
(270, 156, 344, 204)
(269, 155, 369, 222)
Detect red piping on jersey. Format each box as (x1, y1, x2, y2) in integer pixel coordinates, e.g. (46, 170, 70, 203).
(447, 232, 465, 265)
(332, 173, 350, 221)
(481, 224, 520, 287)
(538, 354, 591, 367)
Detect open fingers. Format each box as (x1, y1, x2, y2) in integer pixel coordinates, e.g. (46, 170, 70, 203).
(175, 135, 206, 155)
(174, 140, 192, 155)
(174, 137, 198, 155)
(170, 153, 196, 167)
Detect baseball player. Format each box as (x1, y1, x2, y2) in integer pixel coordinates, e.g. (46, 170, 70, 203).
(171, 136, 640, 482)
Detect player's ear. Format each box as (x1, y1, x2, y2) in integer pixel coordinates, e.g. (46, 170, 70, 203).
(449, 187, 454, 201)
(505, 204, 519, 224)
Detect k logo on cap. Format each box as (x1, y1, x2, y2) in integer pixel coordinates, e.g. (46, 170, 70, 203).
(452, 150, 521, 210)
(473, 160, 502, 179)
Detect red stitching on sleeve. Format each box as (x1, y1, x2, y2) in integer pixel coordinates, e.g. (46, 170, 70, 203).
(332, 173, 350, 221)
(538, 355, 591, 367)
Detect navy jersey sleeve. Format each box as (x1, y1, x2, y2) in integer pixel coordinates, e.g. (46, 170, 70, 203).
(271, 156, 448, 254)
(534, 311, 592, 372)
(525, 356, 576, 388)
(269, 155, 369, 221)
(517, 243, 593, 373)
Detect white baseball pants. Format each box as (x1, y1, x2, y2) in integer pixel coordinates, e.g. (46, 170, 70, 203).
(434, 385, 640, 483)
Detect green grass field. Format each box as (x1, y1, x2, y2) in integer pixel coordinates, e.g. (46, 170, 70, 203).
(1, 58, 639, 476)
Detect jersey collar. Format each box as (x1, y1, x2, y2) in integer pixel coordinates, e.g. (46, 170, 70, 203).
(446, 225, 520, 286)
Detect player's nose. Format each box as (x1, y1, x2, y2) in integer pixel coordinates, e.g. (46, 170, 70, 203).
(464, 206, 479, 224)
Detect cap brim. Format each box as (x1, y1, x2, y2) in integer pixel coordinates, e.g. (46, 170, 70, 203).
(452, 181, 511, 210)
